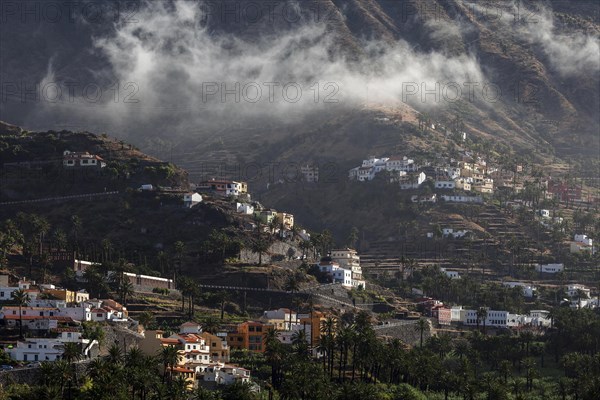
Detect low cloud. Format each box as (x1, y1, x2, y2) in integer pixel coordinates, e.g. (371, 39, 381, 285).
(27, 0, 488, 139)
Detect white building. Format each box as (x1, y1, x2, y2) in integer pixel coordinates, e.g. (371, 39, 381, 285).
(566, 284, 590, 299)
(536, 263, 564, 274)
(350, 156, 415, 182)
(57, 304, 93, 322)
(571, 234, 595, 254)
(450, 306, 464, 323)
(330, 249, 366, 289)
(440, 195, 483, 203)
(442, 228, 469, 239)
(440, 268, 460, 279)
(385, 156, 416, 172)
(62, 150, 106, 169)
(236, 203, 254, 215)
(503, 282, 537, 298)
(529, 310, 551, 327)
(6, 331, 97, 362)
(538, 209, 551, 218)
(202, 363, 251, 385)
(318, 261, 356, 288)
(464, 309, 509, 328)
(435, 180, 456, 190)
(411, 194, 437, 203)
(399, 172, 426, 189)
(183, 193, 203, 208)
(574, 234, 593, 246)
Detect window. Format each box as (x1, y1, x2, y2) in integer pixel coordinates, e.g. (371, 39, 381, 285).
(249, 326, 255, 332)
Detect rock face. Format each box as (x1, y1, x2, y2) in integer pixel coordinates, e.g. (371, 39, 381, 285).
(239, 241, 303, 264)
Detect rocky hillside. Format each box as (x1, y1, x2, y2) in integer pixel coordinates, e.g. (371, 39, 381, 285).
(1, 0, 597, 159)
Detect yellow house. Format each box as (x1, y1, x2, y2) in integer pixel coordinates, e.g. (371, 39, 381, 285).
(44, 289, 76, 303)
(277, 213, 294, 230)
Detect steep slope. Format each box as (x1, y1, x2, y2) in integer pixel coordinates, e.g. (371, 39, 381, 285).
(0, 0, 597, 159)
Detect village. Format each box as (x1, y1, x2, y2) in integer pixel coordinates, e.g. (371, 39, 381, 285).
(0, 132, 598, 399)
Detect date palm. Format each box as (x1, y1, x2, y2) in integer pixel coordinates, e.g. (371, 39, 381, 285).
(161, 345, 179, 383)
(414, 318, 428, 347)
(13, 288, 30, 339)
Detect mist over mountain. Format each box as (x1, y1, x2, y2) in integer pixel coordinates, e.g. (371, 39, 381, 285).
(1, 0, 598, 159)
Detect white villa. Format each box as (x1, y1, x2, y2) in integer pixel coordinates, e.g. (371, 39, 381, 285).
(330, 248, 366, 289)
(6, 331, 97, 362)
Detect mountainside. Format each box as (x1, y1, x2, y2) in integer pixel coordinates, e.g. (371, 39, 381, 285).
(1, 0, 598, 160)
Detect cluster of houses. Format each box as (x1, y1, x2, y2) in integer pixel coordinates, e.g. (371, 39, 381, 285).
(182, 178, 250, 209)
(140, 322, 246, 389)
(235, 201, 296, 235)
(0, 275, 131, 362)
(425, 301, 553, 329)
(316, 248, 366, 289)
(139, 309, 328, 389)
(348, 154, 495, 198)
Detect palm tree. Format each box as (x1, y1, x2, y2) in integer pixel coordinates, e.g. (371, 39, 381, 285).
(414, 318, 428, 347)
(264, 328, 283, 388)
(13, 288, 30, 339)
(161, 345, 179, 383)
(285, 276, 301, 330)
(137, 311, 154, 329)
(62, 342, 83, 398)
(0, 219, 23, 268)
(118, 278, 134, 305)
(216, 291, 230, 320)
(292, 329, 309, 358)
(251, 236, 270, 266)
(201, 315, 221, 334)
(476, 307, 488, 333)
(62, 342, 83, 364)
(106, 343, 123, 364)
(321, 316, 337, 378)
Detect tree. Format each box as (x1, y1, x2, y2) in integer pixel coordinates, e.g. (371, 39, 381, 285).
(251, 236, 270, 266)
(347, 227, 359, 249)
(161, 345, 179, 383)
(264, 328, 283, 388)
(201, 315, 221, 334)
(12, 288, 30, 339)
(118, 278, 134, 305)
(0, 219, 23, 268)
(137, 311, 154, 329)
(62, 342, 83, 399)
(476, 307, 488, 333)
(415, 318, 428, 347)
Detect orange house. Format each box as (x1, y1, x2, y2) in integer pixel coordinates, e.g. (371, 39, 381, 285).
(226, 321, 273, 353)
(299, 311, 327, 347)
